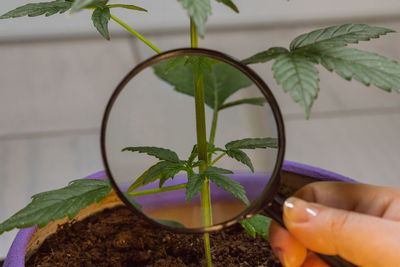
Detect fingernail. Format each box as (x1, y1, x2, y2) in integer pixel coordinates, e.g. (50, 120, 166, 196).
(283, 254, 292, 267)
(284, 197, 318, 223)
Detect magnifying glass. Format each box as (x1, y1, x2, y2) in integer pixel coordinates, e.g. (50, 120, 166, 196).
(100, 48, 354, 267)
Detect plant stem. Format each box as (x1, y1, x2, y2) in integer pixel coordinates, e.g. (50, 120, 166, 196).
(208, 108, 218, 146)
(128, 183, 187, 197)
(191, 19, 213, 267)
(209, 152, 226, 167)
(110, 14, 162, 54)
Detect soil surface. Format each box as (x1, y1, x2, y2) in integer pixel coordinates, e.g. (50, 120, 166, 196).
(26, 206, 281, 267)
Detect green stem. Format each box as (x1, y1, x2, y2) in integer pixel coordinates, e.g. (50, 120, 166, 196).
(209, 152, 226, 167)
(208, 109, 218, 146)
(191, 19, 212, 267)
(128, 183, 187, 197)
(110, 14, 162, 54)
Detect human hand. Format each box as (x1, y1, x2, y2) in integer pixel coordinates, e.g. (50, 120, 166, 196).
(269, 182, 400, 267)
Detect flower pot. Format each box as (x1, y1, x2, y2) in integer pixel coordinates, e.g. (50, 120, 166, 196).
(4, 161, 356, 267)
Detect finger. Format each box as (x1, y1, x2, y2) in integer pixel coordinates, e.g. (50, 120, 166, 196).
(283, 197, 400, 267)
(302, 252, 330, 267)
(269, 220, 307, 266)
(294, 182, 400, 220)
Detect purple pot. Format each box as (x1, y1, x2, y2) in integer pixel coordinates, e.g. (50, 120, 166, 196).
(4, 161, 356, 267)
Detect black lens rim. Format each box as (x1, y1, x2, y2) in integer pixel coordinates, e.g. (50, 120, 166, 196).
(100, 47, 286, 233)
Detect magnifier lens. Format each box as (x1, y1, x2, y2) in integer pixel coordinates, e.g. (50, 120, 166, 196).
(103, 51, 281, 230)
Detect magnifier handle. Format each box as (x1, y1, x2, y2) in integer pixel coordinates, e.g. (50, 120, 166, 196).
(268, 195, 357, 267)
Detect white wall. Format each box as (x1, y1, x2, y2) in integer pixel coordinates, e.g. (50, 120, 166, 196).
(1, 0, 400, 40)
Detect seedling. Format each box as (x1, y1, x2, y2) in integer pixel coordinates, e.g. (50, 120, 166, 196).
(1, 1, 400, 266)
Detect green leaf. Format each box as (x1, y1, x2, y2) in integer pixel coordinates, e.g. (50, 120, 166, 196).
(159, 163, 186, 187)
(303, 46, 400, 93)
(203, 166, 233, 175)
(70, 0, 104, 13)
(0, 179, 112, 234)
(107, 4, 147, 12)
(155, 218, 186, 228)
(186, 173, 205, 202)
(0, 0, 72, 19)
(218, 97, 267, 111)
(177, 0, 211, 36)
(153, 57, 253, 110)
(215, 0, 239, 13)
(92, 6, 110, 40)
(272, 52, 319, 118)
(192, 160, 206, 168)
(122, 146, 180, 163)
(207, 173, 249, 205)
(126, 161, 165, 192)
(225, 137, 278, 150)
(240, 214, 271, 241)
(290, 24, 395, 51)
(143, 161, 172, 184)
(226, 149, 254, 172)
(242, 47, 288, 65)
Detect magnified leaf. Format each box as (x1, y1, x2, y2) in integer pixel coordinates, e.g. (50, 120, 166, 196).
(225, 137, 278, 150)
(153, 57, 252, 110)
(186, 173, 205, 202)
(226, 149, 254, 172)
(122, 146, 180, 163)
(218, 97, 267, 110)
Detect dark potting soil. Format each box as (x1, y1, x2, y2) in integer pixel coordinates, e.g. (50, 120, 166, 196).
(26, 206, 281, 267)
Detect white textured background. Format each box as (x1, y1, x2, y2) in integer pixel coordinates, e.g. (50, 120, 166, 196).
(1, 0, 400, 259)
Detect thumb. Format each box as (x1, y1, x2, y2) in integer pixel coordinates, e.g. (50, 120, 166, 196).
(283, 197, 400, 267)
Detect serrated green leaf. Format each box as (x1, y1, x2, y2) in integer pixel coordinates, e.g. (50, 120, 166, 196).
(215, 0, 239, 13)
(225, 137, 278, 150)
(242, 47, 288, 65)
(126, 161, 166, 192)
(186, 173, 205, 202)
(0, 0, 72, 19)
(92, 6, 110, 40)
(155, 218, 186, 228)
(207, 173, 249, 205)
(0, 179, 112, 234)
(290, 24, 395, 51)
(192, 160, 206, 168)
(71, 0, 104, 13)
(218, 97, 267, 110)
(240, 214, 271, 241)
(272, 53, 319, 118)
(159, 163, 186, 187)
(226, 149, 254, 172)
(122, 146, 180, 163)
(153, 57, 252, 110)
(203, 166, 233, 175)
(107, 4, 147, 12)
(303, 46, 400, 93)
(143, 161, 172, 184)
(177, 0, 211, 37)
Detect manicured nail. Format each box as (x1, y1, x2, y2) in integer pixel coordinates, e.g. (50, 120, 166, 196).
(284, 197, 318, 223)
(283, 254, 293, 267)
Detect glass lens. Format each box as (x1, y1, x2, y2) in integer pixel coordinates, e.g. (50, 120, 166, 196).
(102, 52, 281, 230)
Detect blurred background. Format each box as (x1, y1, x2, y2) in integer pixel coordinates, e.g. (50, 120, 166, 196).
(1, 0, 400, 258)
